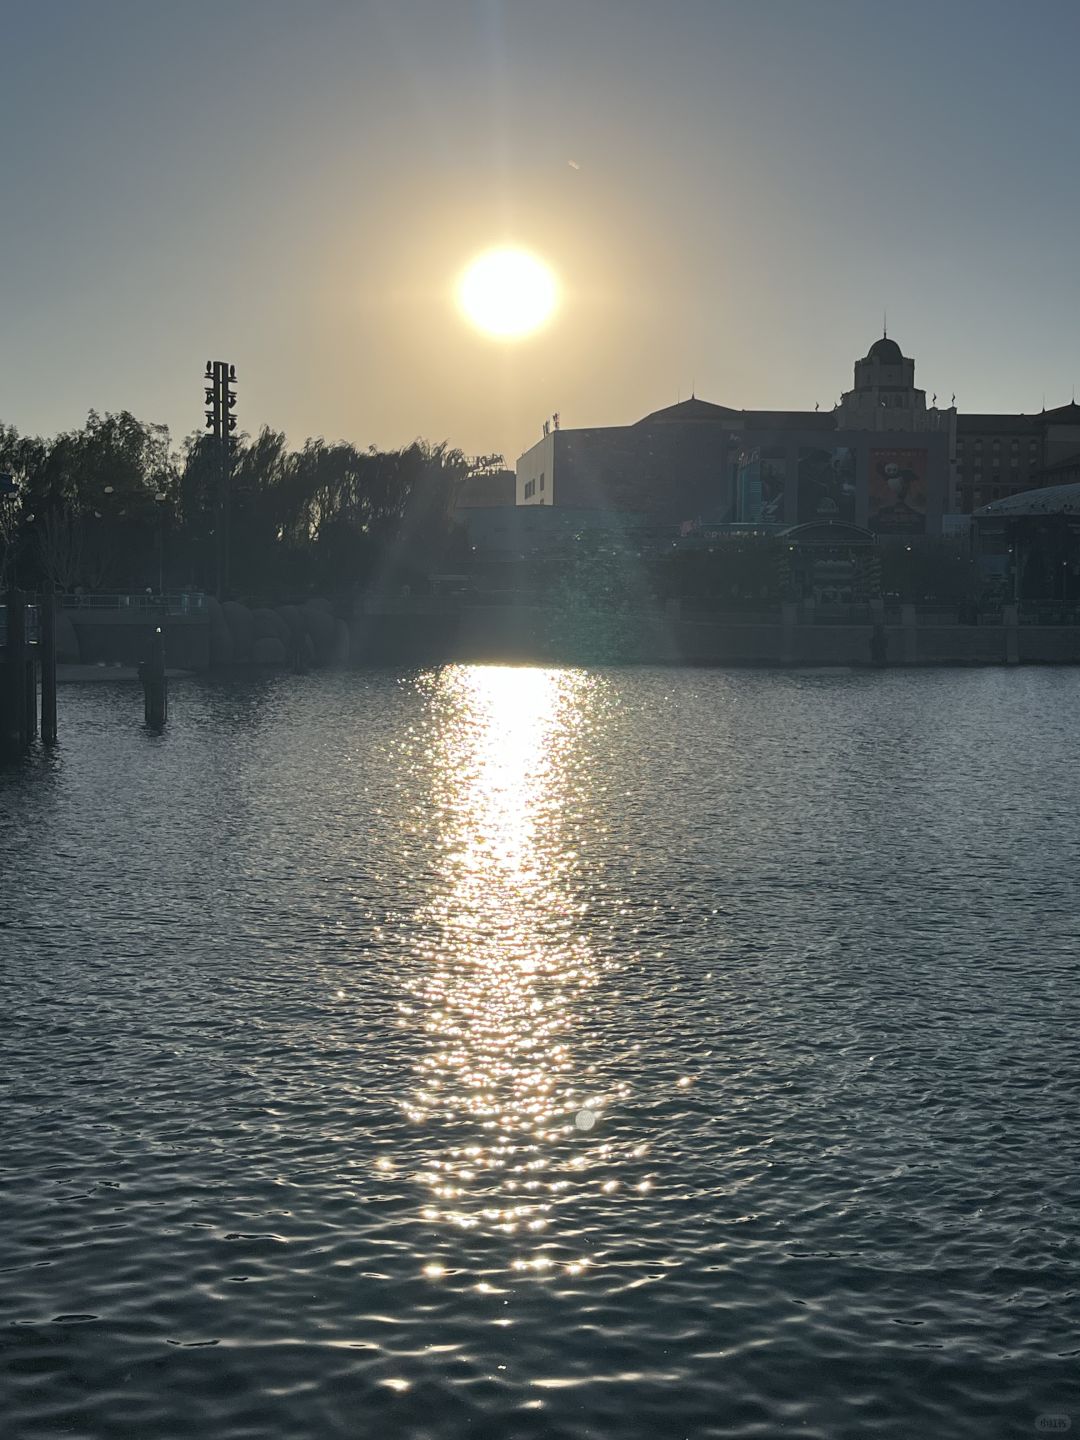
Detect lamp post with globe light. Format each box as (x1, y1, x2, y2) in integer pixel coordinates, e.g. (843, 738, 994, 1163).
(0, 471, 19, 589)
(155, 492, 168, 596)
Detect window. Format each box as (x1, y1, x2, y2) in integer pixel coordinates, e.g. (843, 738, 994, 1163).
(1011, 458, 1018, 468)
(539, 473, 545, 492)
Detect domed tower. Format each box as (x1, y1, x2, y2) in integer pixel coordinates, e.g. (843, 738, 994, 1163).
(835, 333, 928, 430)
(835, 331, 957, 509)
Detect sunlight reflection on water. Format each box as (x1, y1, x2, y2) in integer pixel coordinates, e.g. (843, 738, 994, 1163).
(400, 666, 628, 1275)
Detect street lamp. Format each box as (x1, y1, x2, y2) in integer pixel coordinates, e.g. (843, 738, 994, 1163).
(0, 471, 20, 589)
(154, 492, 168, 595)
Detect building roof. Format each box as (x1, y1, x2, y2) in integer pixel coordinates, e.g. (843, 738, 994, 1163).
(976, 480, 1080, 517)
(957, 413, 1038, 434)
(780, 521, 876, 547)
(958, 403, 1080, 435)
(743, 410, 837, 431)
(866, 337, 903, 364)
(636, 396, 741, 425)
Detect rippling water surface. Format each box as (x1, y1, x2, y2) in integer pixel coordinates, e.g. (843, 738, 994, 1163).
(3, 665, 1079, 1439)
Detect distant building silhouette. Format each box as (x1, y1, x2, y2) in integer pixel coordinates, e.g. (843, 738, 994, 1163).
(517, 334, 1080, 538)
(453, 467, 515, 510)
(516, 334, 951, 538)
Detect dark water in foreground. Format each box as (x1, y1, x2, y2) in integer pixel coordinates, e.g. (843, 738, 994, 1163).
(2, 666, 1079, 1440)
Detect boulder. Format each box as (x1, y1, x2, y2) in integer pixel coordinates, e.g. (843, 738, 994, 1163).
(332, 617, 350, 667)
(54, 609, 81, 664)
(301, 601, 337, 664)
(275, 604, 304, 639)
(274, 605, 306, 667)
(250, 608, 290, 643)
(207, 597, 233, 666)
(251, 636, 287, 665)
(221, 601, 255, 662)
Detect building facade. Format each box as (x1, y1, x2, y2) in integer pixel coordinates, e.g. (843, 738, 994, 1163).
(516, 334, 1080, 536)
(517, 336, 952, 539)
(955, 403, 1080, 511)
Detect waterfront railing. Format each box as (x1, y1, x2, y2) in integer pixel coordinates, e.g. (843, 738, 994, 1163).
(0, 604, 39, 648)
(58, 592, 207, 615)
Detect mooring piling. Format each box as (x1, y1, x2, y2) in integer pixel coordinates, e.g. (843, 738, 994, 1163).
(24, 646, 37, 743)
(1, 588, 29, 758)
(140, 625, 168, 729)
(40, 586, 57, 744)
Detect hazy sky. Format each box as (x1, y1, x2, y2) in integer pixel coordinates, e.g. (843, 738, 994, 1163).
(4, 0, 1080, 464)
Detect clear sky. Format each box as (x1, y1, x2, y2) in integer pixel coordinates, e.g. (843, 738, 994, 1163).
(4, 0, 1080, 464)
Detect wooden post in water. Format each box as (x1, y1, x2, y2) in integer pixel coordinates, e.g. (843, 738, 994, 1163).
(1002, 603, 1020, 665)
(40, 587, 57, 744)
(140, 625, 168, 728)
(869, 597, 888, 668)
(2, 588, 28, 757)
(780, 601, 798, 666)
(24, 653, 37, 742)
(901, 603, 918, 665)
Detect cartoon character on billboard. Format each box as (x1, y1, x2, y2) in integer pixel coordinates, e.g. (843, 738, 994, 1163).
(874, 456, 925, 528)
(797, 447, 855, 523)
(759, 454, 786, 522)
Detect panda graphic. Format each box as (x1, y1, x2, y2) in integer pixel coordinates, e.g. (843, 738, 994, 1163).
(873, 457, 925, 531)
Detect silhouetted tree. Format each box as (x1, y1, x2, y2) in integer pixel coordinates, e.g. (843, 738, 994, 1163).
(0, 408, 498, 599)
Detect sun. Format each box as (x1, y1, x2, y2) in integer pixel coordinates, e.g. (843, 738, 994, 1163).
(456, 247, 558, 339)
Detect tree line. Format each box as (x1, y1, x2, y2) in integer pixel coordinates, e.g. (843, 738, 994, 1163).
(0, 410, 499, 600)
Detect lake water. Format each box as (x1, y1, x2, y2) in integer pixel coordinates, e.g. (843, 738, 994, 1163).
(2, 665, 1079, 1439)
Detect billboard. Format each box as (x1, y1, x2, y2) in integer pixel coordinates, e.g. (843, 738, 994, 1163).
(738, 446, 786, 523)
(797, 447, 856, 524)
(736, 448, 760, 522)
(869, 448, 928, 535)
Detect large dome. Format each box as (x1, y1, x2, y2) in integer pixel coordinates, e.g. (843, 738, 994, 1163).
(866, 337, 903, 364)
(636, 396, 740, 425)
(976, 480, 1080, 517)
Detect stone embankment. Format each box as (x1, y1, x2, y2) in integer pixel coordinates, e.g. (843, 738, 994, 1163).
(206, 598, 349, 669)
(50, 594, 1080, 671)
(56, 597, 350, 672)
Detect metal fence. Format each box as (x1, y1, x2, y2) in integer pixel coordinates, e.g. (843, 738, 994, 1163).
(0, 604, 39, 648)
(58, 592, 207, 615)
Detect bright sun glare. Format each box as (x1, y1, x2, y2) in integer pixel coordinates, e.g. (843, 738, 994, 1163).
(456, 247, 558, 339)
